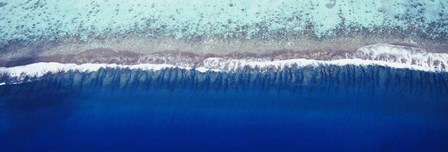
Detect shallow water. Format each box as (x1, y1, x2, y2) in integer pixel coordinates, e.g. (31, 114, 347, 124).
(0, 65, 448, 151)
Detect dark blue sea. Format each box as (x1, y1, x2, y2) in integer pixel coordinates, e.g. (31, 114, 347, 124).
(1, 65, 448, 151)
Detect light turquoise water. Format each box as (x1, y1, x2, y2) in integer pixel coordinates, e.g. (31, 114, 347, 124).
(0, 0, 447, 41)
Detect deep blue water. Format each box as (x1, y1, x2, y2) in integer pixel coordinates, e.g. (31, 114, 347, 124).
(1, 65, 448, 151)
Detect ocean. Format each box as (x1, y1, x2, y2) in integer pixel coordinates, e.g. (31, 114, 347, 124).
(1, 65, 447, 151)
(1, 0, 448, 151)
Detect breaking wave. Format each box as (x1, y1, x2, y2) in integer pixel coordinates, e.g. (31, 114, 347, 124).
(0, 44, 447, 85)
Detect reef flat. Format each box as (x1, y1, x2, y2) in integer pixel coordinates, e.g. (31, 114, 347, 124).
(0, 0, 447, 67)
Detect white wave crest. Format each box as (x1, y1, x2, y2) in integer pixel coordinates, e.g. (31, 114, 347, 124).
(355, 44, 448, 72)
(202, 44, 448, 72)
(0, 44, 447, 85)
(0, 63, 192, 84)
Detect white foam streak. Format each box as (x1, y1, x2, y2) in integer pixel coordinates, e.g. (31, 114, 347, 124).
(0, 44, 447, 85)
(356, 44, 448, 71)
(0, 63, 188, 78)
(201, 44, 448, 72)
(202, 58, 435, 72)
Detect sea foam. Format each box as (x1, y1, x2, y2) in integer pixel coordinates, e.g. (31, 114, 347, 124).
(0, 44, 447, 85)
(202, 44, 448, 72)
